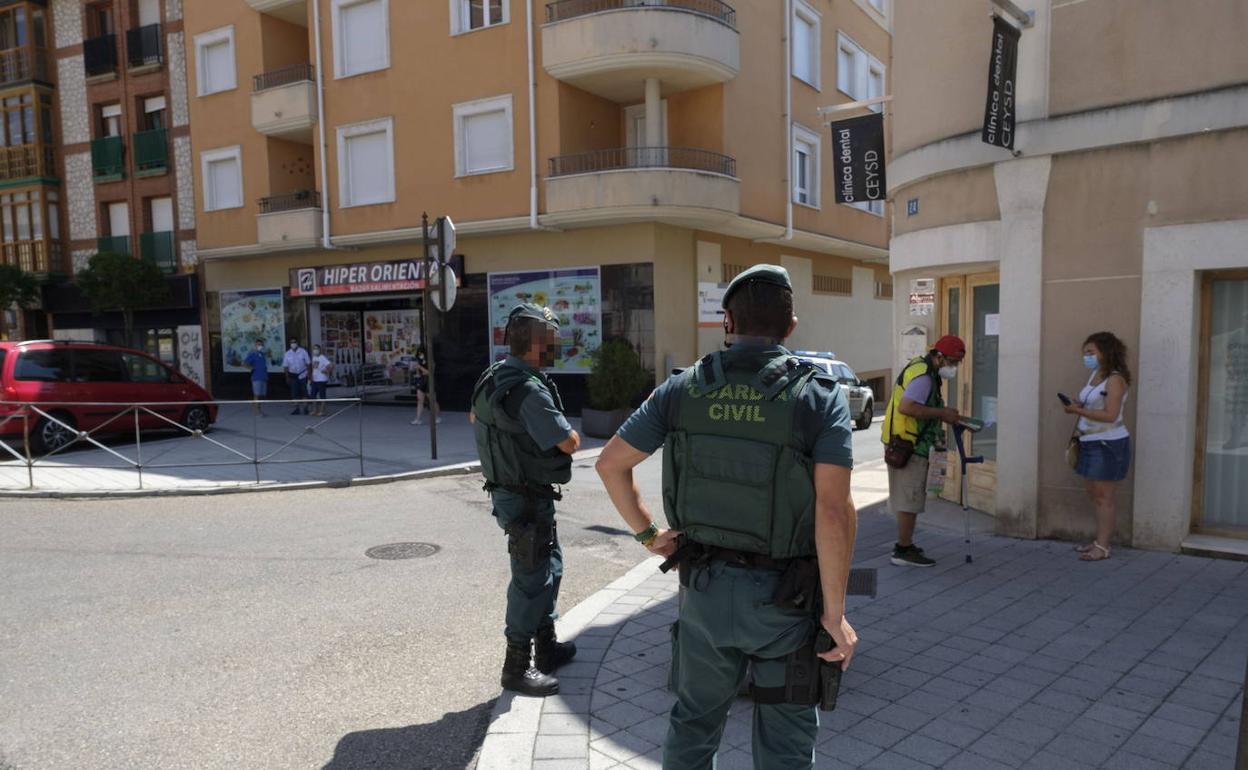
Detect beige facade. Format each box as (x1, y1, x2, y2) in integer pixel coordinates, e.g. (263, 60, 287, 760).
(184, 0, 894, 409)
(889, 0, 1248, 555)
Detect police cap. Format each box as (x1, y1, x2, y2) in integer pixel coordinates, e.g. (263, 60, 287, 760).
(508, 302, 560, 331)
(721, 264, 793, 309)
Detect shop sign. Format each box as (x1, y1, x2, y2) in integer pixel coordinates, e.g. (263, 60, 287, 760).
(488, 268, 601, 373)
(909, 278, 936, 317)
(289, 257, 460, 298)
(698, 282, 727, 328)
(829, 112, 887, 205)
(982, 15, 1020, 150)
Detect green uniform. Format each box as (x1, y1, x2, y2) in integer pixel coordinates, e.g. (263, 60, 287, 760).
(618, 343, 853, 770)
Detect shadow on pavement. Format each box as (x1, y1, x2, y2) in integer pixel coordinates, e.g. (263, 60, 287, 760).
(321, 700, 496, 770)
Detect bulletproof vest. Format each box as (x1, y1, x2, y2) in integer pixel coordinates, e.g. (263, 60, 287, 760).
(660, 351, 824, 559)
(472, 361, 573, 490)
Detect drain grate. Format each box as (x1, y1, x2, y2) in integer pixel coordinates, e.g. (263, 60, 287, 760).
(847, 568, 878, 597)
(365, 542, 441, 560)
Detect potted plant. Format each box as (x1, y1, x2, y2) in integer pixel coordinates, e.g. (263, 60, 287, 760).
(582, 339, 652, 438)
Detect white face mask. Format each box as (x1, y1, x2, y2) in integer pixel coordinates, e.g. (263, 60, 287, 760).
(939, 366, 958, 380)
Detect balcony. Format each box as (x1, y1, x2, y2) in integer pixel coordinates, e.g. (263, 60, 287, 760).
(246, 0, 308, 26)
(0, 144, 56, 182)
(0, 46, 49, 87)
(91, 135, 124, 182)
(133, 128, 168, 176)
(251, 64, 317, 143)
(545, 147, 739, 226)
(83, 33, 118, 78)
(257, 190, 322, 248)
(126, 23, 163, 70)
(97, 235, 131, 256)
(1, 238, 63, 274)
(140, 231, 176, 274)
(542, 0, 740, 102)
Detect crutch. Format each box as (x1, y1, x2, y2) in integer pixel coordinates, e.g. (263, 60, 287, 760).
(952, 421, 984, 564)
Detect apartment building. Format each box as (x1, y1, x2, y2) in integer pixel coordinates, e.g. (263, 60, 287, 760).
(888, 0, 1248, 554)
(184, 0, 893, 409)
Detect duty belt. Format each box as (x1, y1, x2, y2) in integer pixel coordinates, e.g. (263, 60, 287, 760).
(482, 482, 562, 501)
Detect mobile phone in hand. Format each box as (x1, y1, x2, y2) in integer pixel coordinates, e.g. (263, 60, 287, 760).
(1057, 393, 1072, 406)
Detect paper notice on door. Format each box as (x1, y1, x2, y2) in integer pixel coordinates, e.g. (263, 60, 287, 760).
(981, 396, 998, 427)
(984, 313, 1000, 336)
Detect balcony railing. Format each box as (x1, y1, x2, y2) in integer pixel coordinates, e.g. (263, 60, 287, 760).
(91, 135, 125, 181)
(253, 63, 315, 92)
(133, 128, 168, 176)
(140, 231, 176, 274)
(0, 144, 56, 181)
(2, 239, 63, 274)
(548, 146, 736, 178)
(84, 33, 118, 77)
(0, 46, 49, 86)
(259, 190, 320, 214)
(545, 0, 736, 28)
(97, 235, 131, 256)
(126, 23, 163, 68)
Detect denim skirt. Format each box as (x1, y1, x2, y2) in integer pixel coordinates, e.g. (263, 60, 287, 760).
(1076, 437, 1131, 482)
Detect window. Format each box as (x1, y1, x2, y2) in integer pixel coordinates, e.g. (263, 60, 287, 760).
(98, 102, 121, 137)
(874, 280, 893, 299)
(452, 0, 506, 34)
(853, 200, 885, 216)
(142, 95, 166, 130)
(0, 189, 52, 243)
(868, 0, 886, 14)
(149, 196, 173, 233)
(337, 118, 395, 207)
(453, 95, 513, 176)
(0, 93, 35, 147)
(333, 0, 389, 78)
(792, 0, 820, 89)
(792, 123, 820, 208)
(74, 349, 126, 382)
(837, 32, 885, 102)
(106, 200, 129, 237)
(200, 146, 243, 211)
(85, 1, 114, 38)
(14, 349, 71, 381)
(122, 352, 171, 383)
(868, 63, 885, 113)
(194, 26, 235, 96)
(813, 274, 852, 295)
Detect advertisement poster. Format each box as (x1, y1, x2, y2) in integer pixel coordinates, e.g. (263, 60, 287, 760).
(221, 289, 285, 373)
(909, 278, 936, 317)
(698, 282, 727, 328)
(488, 268, 601, 372)
(982, 15, 1020, 150)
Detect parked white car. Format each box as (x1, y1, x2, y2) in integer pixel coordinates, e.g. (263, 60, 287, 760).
(793, 351, 876, 430)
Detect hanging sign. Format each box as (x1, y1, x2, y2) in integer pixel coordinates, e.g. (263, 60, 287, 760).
(982, 15, 1020, 149)
(830, 112, 887, 205)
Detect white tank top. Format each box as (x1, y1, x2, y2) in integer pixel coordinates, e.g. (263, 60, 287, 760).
(1077, 371, 1129, 442)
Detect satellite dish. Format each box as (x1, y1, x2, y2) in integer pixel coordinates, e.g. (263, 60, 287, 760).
(429, 263, 457, 312)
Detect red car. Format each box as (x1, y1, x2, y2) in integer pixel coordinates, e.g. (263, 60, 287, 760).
(0, 340, 217, 453)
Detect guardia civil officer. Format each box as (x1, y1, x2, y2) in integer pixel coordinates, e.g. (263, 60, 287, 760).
(472, 304, 581, 697)
(595, 265, 858, 769)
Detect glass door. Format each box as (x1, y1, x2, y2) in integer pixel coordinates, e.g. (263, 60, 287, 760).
(1195, 273, 1248, 537)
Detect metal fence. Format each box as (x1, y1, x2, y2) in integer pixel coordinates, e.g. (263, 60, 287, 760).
(0, 399, 365, 491)
(259, 190, 322, 214)
(548, 146, 737, 178)
(545, 0, 736, 27)
(253, 63, 316, 92)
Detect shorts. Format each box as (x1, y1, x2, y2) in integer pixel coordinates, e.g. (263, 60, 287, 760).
(251, 379, 268, 397)
(310, 381, 328, 399)
(1076, 437, 1131, 482)
(888, 454, 929, 515)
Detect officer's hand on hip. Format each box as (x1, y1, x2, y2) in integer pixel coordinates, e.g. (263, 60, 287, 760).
(646, 528, 681, 558)
(819, 614, 858, 671)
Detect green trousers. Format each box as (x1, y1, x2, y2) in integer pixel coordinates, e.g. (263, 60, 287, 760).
(665, 562, 818, 770)
(493, 490, 562, 642)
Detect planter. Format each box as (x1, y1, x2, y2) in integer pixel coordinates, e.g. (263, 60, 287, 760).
(581, 407, 632, 439)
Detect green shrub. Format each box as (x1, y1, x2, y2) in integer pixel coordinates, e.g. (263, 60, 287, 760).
(586, 339, 651, 411)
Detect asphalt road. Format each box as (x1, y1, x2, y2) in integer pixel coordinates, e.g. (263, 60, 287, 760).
(0, 422, 883, 770)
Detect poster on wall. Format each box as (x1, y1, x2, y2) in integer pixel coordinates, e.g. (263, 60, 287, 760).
(176, 325, 205, 387)
(220, 289, 285, 373)
(488, 268, 601, 372)
(697, 282, 727, 328)
(908, 278, 936, 317)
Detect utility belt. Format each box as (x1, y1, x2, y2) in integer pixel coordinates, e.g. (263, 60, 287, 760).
(483, 481, 563, 502)
(490, 482, 561, 569)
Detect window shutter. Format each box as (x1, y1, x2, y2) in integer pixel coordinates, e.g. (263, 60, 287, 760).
(138, 0, 161, 27)
(204, 40, 233, 93)
(341, 0, 387, 75)
(108, 201, 130, 237)
(151, 197, 174, 232)
(208, 157, 241, 209)
(346, 130, 390, 205)
(144, 96, 167, 114)
(793, 16, 812, 83)
(464, 110, 509, 173)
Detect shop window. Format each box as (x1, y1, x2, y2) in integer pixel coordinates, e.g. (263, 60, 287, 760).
(453, 0, 506, 34)
(337, 118, 394, 207)
(601, 263, 656, 377)
(453, 95, 513, 176)
(792, 0, 820, 89)
(194, 25, 236, 96)
(333, 0, 389, 78)
(200, 145, 243, 211)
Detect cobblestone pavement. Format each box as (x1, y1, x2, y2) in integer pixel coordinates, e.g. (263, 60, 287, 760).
(476, 504, 1247, 769)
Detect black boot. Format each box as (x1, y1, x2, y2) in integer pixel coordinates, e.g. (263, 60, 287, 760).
(534, 626, 577, 675)
(500, 638, 559, 697)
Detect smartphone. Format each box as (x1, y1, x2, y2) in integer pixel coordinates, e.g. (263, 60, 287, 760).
(1057, 393, 1072, 406)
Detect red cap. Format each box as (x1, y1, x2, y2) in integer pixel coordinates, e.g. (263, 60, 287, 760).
(933, 335, 966, 360)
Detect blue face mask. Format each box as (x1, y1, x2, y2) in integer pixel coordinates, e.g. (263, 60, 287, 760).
(1083, 354, 1099, 370)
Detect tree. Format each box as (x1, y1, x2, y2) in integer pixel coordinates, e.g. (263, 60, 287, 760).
(0, 263, 41, 340)
(76, 252, 171, 346)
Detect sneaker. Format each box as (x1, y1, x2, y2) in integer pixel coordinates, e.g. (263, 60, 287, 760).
(891, 543, 936, 568)
(435, 417, 442, 425)
(290, 408, 301, 415)
(411, 418, 423, 425)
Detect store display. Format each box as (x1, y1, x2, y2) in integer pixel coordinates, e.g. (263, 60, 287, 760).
(488, 268, 601, 372)
(221, 289, 285, 373)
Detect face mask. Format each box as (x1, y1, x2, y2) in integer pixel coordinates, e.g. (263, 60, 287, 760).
(938, 366, 958, 380)
(1083, 354, 1099, 370)
(313, 349, 320, 356)
(290, 343, 298, 350)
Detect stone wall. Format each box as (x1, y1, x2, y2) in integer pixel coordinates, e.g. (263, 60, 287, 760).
(65, 153, 97, 241)
(52, 0, 83, 49)
(57, 56, 90, 146)
(174, 136, 196, 230)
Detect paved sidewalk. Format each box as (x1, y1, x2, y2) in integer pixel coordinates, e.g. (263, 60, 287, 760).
(477, 504, 1247, 769)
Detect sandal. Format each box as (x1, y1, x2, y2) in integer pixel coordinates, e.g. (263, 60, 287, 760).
(1079, 542, 1111, 561)
(1074, 542, 1095, 553)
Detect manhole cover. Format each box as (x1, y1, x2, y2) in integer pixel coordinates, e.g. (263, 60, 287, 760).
(365, 542, 441, 560)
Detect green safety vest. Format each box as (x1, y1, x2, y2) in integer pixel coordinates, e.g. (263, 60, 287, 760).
(660, 351, 830, 559)
(880, 356, 944, 457)
(472, 361, 573, 490)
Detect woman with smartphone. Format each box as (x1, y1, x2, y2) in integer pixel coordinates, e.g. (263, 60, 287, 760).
(1062, 331, 1132, 561)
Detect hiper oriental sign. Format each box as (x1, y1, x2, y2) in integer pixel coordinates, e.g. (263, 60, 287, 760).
(289, 257, 462, 297)
(830, 112, 886, 205)
(982, 15, 1020, 149)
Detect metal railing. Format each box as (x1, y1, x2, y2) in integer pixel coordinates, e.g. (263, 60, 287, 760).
(0, 143, 56, 181)
(2, 238, 63, 274)
(259, 189, 321, 214)
(91, 135, 125, 180)
(84, 33, 118, 77)
(0, 46, 49, 85)
(133, 127, 168, 175)
(548, 146, 736, 178)
(253, 63, 315, 92)
(0, 399, 366, 491)
(545, 0, 736, 27)
(97, 235, 131, 255)
(126, 23, 163, 68)
(140, 231, 176, 274)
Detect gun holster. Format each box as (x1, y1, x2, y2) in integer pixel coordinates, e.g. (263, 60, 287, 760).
(505, 493, 557, 570)
(750, 628, 841, 711)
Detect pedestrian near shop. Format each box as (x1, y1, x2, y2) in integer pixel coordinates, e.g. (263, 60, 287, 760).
(243, 339, 269, 416)
(595, 264, 858, 770)
(283, 338, 311, 415)
(310, 345, 333, 417)
(881, 335, 965, 567)
(1065, 331, 1133, 562)
(409, 345, 441, 426)
(471, 304, 581, 697)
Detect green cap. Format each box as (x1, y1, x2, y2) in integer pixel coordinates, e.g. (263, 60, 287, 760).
(508, 302, 560, 330)
(722, 264, 793, 308)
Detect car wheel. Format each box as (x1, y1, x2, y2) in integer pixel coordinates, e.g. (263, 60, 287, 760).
(856, 401, 874, 431)
(182, 405, 212, 433)
(33, 411, 77, 454)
